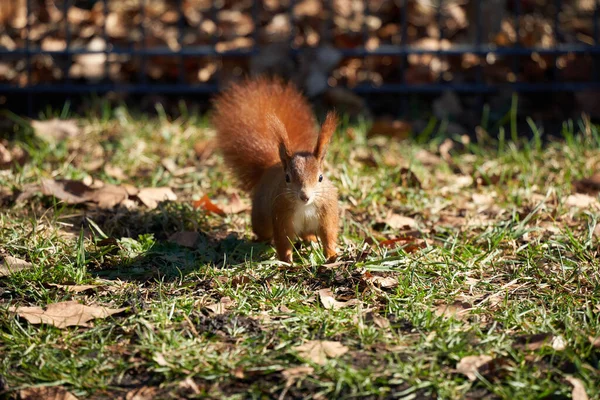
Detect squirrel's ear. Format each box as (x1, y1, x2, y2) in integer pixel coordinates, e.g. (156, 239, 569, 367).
(314, 111, 338, 161)
(266, 114, 292, 167)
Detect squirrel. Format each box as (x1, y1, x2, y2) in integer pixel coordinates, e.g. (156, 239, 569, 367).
(211, 77, 340, 264)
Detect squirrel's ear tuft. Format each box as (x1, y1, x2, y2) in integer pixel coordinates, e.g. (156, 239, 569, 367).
(266, 114, 292, 168)
(314, 111, 338, 161)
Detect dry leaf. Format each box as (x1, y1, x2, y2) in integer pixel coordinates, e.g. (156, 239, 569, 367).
(281, 365, 314, 385)
(565, 193, 599, 209)
(385, 214, 417, 229)
(456, 355, 493, 381)
(551, 335, 567, 351)
(589, 336, 600, 348)
(193, 140, 215, 161)
(318, 288, 359, 310)
(30, 119, 80, 141)
(9, 300, 127, 328)
(104, 165, 127, 180)
(41, 179, 89, 204)
(566, 376, 589, 400)
(178, 377, 201, 395)
(125, 386, 159, 400)
(88, 184, 129, 209)
(278, 304, 292, 313)
(48, 284, 98, 293)
(193, 194, 225, 215)
(168, 231, 199, 248)
(472, 193, 494, 206)
(415, 149, 442, 166)
(153, 353, 171, 367)
(435, 301, 471, 320)
(136, 187, 177, 209)
(379, 237, 426, 252)
(20, 386, 79, 400)
(366, 312, 390, 329)
(206, 297, 233, 315)
(0, 255, 32, 277)
(293, 340, 348, 365)
(221, 193, 250, 214)
(364, 275, 398, 289)
(513, 333, 552, 351)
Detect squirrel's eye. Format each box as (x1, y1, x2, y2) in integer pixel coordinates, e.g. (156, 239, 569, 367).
(318, 174, 323, 182)
(285, 174, 291, 183)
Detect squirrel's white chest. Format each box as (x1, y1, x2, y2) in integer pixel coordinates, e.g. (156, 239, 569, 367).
(292, 203, 319, 235)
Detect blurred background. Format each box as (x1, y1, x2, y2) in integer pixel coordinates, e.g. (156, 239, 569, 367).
(1, 0, 599, 134)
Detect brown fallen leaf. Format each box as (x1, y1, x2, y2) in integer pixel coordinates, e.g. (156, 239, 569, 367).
(9, 300, 127, 328)
(293, 340, 349, 365)
(435, 301, 471, 320)
(193, 194, 225, 215)
(414, 149, 442, 166)
(41, 178, 90, 204)
(48, 284, 99, 293)
(379, 237, 426, 252)
(281, 365, 314, 385)
(41, 179, 130, 209)
(551, 335, 567, 351)
(589, 336, 600, 348)
(136, 187, 177, 209)
(364, 274, 398, 289)
(125, 386, 159, 400)
(178, 377, 202, 395)
(168, 231, 200, 248)
(30, 119, 80, 141)
(456, 355, 494, 381)
(193, 140, 215, 161)
(385, 213, 417, 230)
(0, 255, 33, 277)
(20, 386, 79, 400)
(0, 141, 28, 169)
(396, 167, 422, 188)
(513, 332, 553, 351)
(318, 288, 359, 310)
(221, 193, 250, 214)
(366, 312, 390, 329)
(104, 165, 127, 180)
(88, 184, 129, 209)
(566, 376, 589, 400)
(206, 296, 233, 315)
(565, 193, 599, 209)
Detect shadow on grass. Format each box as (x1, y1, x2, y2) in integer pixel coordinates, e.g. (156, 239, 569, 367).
(60, 200, 272, 282)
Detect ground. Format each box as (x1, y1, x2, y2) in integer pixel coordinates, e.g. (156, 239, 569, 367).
(0, 104, 599, 399)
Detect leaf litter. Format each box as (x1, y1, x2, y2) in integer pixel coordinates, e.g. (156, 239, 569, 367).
(22, 178, 177, 210)
(293, 340, 349, 365)
(0, 255, 33, 277)
(318, 288, 360, 310)
(9, 301, 127, 328)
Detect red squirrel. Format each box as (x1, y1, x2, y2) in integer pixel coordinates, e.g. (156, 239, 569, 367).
(211, 77, 340, 264)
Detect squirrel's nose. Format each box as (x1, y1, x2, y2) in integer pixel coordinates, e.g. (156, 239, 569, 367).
(299, 192, 310, 203)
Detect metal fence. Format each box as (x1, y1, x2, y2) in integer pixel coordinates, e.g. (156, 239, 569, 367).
(1, 0, 599, 106)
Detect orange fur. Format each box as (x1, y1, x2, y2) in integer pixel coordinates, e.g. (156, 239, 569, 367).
(211, 77, 340, 264)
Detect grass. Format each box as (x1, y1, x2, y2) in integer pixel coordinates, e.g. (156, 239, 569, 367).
(0, 102, 599, 399)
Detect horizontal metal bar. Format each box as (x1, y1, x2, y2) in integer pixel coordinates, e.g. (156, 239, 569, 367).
(1, 44, 599, 57)
(0, 47, 258, 57)
(1, 82, 600, 95)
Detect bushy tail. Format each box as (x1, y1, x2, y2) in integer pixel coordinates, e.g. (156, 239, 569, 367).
(211, 77, 317, 191)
